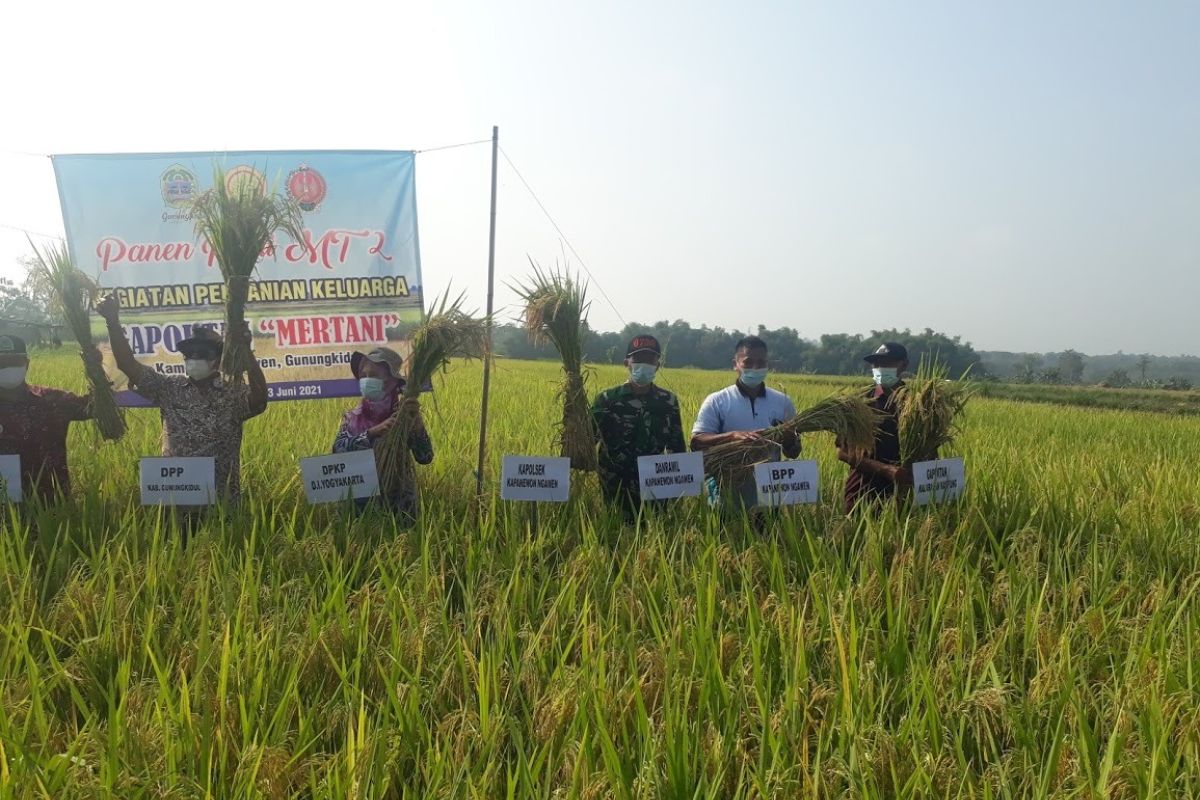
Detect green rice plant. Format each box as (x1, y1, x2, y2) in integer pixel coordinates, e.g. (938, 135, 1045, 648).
(189, 164, 305, 383)
(510, 261, 596, 471)
(2, 351, 1199, 797)
(27, 237, 125, 440)
(375, 291, 488, 497)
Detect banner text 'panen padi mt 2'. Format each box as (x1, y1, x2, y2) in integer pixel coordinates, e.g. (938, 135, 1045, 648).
(52, 150, 423, 405)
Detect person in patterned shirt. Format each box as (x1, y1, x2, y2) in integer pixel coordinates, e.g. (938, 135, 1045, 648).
(0, 334, 97, 502)
(332, 346, 433, 522)
(590, 335, 685, 522)
(97, 294, 268, 504)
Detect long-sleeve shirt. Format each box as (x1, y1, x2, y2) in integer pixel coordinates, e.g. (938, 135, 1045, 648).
(0, 385, 92, 501)
(332, 409, 433, 515)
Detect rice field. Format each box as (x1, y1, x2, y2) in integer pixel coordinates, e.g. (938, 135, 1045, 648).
(2, 350, 1199, 798)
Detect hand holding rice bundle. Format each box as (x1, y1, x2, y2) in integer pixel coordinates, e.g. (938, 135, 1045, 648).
(511, 262, 597, 471)
(702, 393, 880, 488)
(375, 292, 489, 497)
(892, 364, 974, 466)
(189, 164, 305, 384)
(28, 238, 125, 440)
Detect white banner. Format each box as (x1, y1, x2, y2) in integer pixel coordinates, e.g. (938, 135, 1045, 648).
(912, 457, 966, 506)
(139, 457, 216, 506)
(300, 450, 380, 504)
(0, 455, 21, 502)
(638, 452, 705, 500)
(500, 456, 571, 502)
(754, 460, 819, 507)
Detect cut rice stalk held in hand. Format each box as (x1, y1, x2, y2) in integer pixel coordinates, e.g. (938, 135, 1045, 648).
(375, 291, 489, 497)
(702, 393, 880, 488)
(895, 362, 974, 465)
(28, 237, 125, 441)
(189, 164, 305, 384)
(510, 260, 596, 471)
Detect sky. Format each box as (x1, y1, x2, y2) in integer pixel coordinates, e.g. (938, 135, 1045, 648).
(1, 0, 1196, 355)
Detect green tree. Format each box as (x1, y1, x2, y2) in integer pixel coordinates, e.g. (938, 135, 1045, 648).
(1057, 349, 1086, 384)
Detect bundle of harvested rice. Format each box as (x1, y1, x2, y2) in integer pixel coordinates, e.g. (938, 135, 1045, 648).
(894, 364, 973, 465)
(375, 292, 489, 497)
(190, 164, 304, 383)
(510, 261, 596, 471)
(703, 393, 879, 488)
(28, 237, 125, 440)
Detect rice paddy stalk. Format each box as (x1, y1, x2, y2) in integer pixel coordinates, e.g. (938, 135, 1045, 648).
(894, 361, 974, 465)
(702, 393, 879, 487)
(189, 164, 305, 384)
(27, 237, 125, 440)
(510, 260, 596, 470)
(375, 291, 489, 496)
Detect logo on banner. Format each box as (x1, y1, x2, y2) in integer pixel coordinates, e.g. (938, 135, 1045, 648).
(160, 165, 197, 212)
(287, 165, 327, 211)
(225, 165, 266, 198)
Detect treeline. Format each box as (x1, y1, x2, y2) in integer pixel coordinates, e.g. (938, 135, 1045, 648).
(494, 321, 984, 376)
(494, 319, 1200, 390)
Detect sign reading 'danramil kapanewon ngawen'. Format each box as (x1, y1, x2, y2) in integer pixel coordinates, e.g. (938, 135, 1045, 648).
(637, 452, 705, 500)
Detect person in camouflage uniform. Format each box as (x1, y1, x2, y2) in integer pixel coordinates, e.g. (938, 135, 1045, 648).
(591, 335, 686, 522)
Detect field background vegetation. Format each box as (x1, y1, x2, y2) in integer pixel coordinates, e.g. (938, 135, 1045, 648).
(2, 350, 1199, 798)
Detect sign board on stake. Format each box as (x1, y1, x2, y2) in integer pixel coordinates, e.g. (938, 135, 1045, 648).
(0, 455, 21, 502)
(911, 457, 966, 506)
(300, 450, 380, 504)
(754, 459, 820, 507)
(500, 456, 571, 502)
(637, 452, 705, 500)
(139, 457, 216, 506)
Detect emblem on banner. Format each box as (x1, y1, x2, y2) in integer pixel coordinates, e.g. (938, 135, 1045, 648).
(287, 165, 327, 212)
(224, 165, 266, 198)
(160, 165, 197, 209)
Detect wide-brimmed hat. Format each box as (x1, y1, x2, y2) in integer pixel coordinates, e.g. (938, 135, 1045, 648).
(350, 346, 404, 379)
(178, 326, 223, 358)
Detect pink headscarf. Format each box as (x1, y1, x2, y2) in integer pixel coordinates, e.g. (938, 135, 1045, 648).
(342, 384, 402, 437)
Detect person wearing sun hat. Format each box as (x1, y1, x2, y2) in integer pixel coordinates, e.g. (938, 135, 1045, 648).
(96, 293, 268, 505)
(590, 334, 685, 523)
(0, 333, 98, 502)
(332, 345, 433, 521)
(837, 341, 913, 512)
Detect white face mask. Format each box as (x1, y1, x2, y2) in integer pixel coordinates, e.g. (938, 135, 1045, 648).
(872, 367, 900, 387)
(0, 366, 27, 389)
(629, 363, 658, 386)
(184, 359, 216, 381)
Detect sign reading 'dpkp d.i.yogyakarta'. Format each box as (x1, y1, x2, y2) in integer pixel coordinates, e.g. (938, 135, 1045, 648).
(754, 460, 819, 507)
(52, 150, 424, 406)
(139, 457, 216, 506)
(500, 456, 571, 502)
(637, 453, 705, 500)
(300, 450, 379, 504)
(911, 457, 966, 506)
(0, 455, 21, 502)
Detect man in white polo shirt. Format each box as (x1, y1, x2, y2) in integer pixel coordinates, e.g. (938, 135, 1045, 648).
(691, 335, 800, 511)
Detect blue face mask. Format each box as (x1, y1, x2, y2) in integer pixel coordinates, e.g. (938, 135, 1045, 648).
(629, 363, 658, 386)
(359, 377, 387, 401)
(872, 367, 900, 388)
(740, 368, 768, 388)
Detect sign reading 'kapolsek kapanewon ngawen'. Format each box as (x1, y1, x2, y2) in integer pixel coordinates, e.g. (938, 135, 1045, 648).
(52, 150, 424, 406)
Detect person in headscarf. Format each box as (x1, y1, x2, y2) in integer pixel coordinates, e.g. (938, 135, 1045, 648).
(333, 346, 433, 521)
